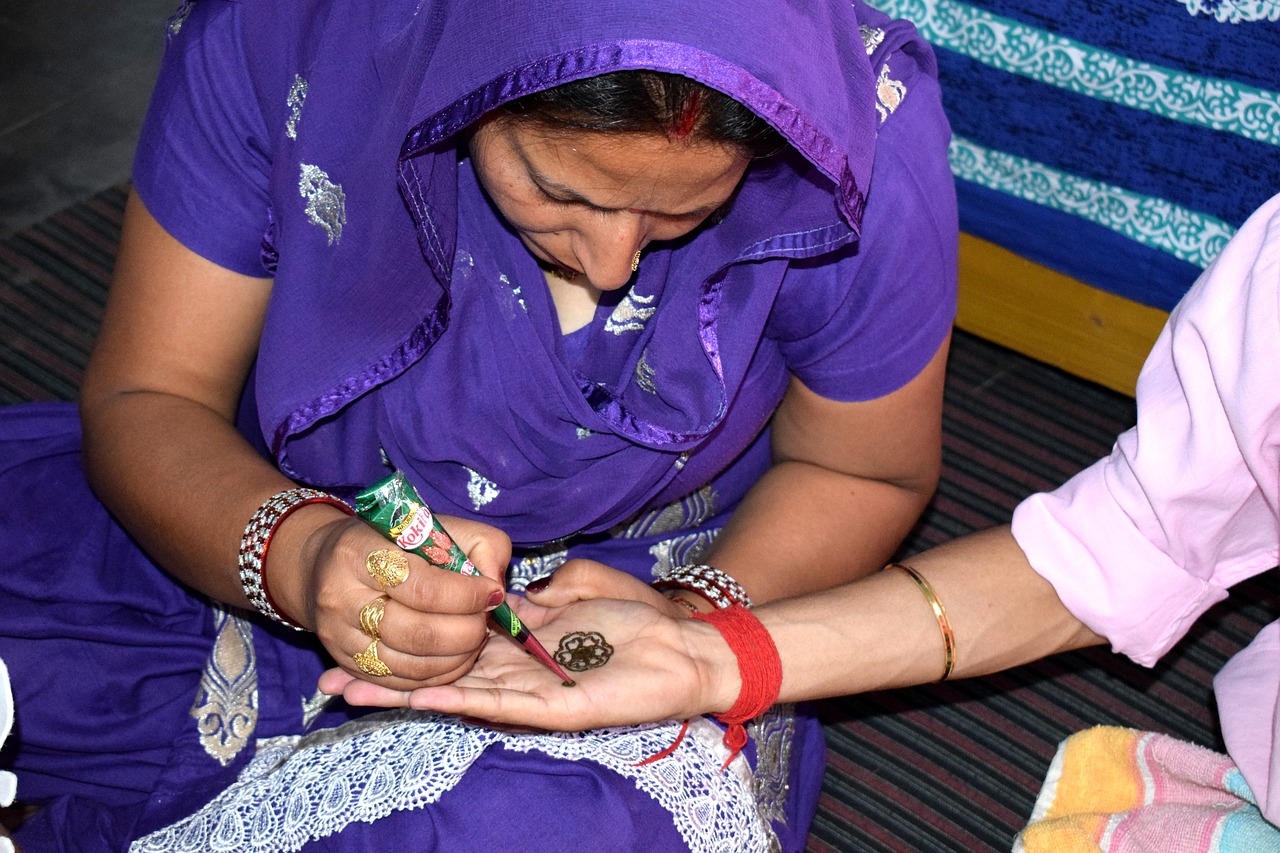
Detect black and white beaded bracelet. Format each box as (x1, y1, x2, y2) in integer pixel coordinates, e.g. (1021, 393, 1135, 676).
(652, 563, 753, 610)
(237, 487, 354, 630)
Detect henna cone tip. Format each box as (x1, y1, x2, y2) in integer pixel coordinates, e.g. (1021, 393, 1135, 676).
(523, 634, 577, 684)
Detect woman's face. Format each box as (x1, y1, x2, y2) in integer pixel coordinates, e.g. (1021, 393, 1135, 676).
(469, 118, 750, 292)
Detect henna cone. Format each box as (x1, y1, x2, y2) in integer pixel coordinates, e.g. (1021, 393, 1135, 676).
(355, 471, 576, 686)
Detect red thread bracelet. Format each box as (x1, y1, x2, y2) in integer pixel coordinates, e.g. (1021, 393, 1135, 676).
(690, 605, 782, 770)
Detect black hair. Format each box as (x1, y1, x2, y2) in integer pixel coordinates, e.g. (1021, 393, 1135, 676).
(502, 70, 785, 159)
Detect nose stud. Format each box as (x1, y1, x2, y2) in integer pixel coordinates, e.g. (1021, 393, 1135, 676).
(631, 250, 642, 273)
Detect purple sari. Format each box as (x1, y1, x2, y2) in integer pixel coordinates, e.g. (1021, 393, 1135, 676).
(0, 0, 956, 849)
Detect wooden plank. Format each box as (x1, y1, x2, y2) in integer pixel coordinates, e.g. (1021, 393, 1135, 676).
(955, 233, 1169, 396)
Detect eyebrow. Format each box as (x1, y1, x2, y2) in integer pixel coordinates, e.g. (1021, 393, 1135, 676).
(527, 166, 726, 220)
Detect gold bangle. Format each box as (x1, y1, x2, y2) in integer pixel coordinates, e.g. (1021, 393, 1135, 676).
(885, 562, 955, 681)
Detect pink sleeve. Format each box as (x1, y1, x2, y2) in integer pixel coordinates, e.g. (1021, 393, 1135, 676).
(1010, 192, 1280, 666)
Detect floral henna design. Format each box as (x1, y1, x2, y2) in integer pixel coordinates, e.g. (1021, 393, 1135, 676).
(554, 631, 615, 672)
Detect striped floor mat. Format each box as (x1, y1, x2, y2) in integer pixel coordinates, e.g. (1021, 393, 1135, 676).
(0, 184, 123, 404)
(1, 185, 1272, 851)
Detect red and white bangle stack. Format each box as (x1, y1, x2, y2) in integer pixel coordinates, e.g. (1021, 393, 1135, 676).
(652, 563, 753, 610)
(237, 486, 354, 631)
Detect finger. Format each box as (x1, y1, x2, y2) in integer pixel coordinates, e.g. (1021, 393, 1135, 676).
(525, 559, 659, 608)
(319, 667, 416, 708)
(341, 677, 415, 708)
(342, 605, 490, 686)
(367, 549, 505, 616)
(408, 684, 564, 728)
(318, 666, 358, 695)
(433, 514, 512, 585)
(503, 593, 554, 628)
(337, 520, 504, 613)
(376, 600, 491, 659)
(342, 635, 479, 691)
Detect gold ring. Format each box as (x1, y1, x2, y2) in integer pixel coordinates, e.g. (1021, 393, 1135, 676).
(365, 549, 409, 589)
(353, 639, 392, 677)
(358, 595, 389, 640)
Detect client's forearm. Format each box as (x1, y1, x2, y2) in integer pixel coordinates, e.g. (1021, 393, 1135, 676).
(740, 526, 1104, 703)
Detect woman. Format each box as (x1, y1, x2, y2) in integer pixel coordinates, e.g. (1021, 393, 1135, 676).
(0, 0, 956, 849)
(376, 193, 1280, 848)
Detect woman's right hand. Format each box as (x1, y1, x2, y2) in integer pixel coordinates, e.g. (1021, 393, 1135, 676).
(276, 507, 513, 691)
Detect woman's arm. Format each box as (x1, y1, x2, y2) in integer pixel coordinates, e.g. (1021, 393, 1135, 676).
(762, 525, 1102, 699)
(81, 192, 298, 602)
(80, 191, 506, 688)
(695, 335, 949, 605)
(336, 524, 1101, 725)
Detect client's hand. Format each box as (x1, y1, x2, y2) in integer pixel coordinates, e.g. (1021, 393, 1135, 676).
(321, 561, 741, 728)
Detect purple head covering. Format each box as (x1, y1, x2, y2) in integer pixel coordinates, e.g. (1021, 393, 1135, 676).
(134, 0, 949, 543)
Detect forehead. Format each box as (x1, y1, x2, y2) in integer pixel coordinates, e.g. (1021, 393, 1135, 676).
(490, 120, 750, 212)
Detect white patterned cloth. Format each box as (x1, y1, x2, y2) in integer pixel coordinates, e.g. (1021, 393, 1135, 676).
(130, 710, 778, 853)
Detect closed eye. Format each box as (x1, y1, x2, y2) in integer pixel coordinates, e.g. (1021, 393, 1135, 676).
(535, 184, 613, 214)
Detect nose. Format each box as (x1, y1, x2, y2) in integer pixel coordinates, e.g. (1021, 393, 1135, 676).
(574, 215, 644, 290)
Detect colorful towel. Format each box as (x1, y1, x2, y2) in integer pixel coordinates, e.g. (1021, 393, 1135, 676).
(1014, 726, 1280, 852)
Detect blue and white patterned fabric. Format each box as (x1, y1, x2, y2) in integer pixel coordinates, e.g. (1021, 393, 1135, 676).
(872, 0, 1280, 310)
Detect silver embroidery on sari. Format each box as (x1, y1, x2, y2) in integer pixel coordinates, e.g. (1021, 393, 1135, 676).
(749, 703, 796, 848)
(465, 467, 500, 510)
(285, 75, 308, 140)
(190, 604, 259, 766)
(167, 1, 195, 36)
(298, 164, 346, 244)
(499, 273, 527, 311)
(875, 59, 908, 124)
(301, 688, 332, 730)
(613, 485, 718, 539)
(647, 530, 719, 575)
(605, 290, 656, 334)
(635, 348, 657, 394)
(508, 543, 570, 592)
(860, 24, 885, 55)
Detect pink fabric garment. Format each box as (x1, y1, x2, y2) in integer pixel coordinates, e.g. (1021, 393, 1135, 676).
(1011, 191, 1280, 822)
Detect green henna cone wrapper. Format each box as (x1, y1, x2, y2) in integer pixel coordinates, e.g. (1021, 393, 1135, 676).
(354, 471, 576, 686)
